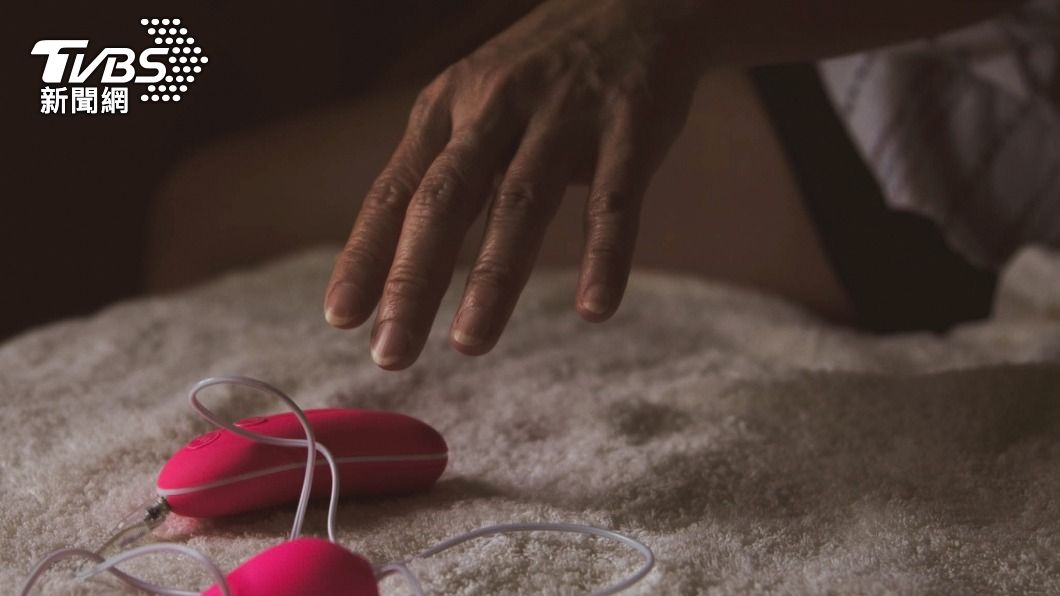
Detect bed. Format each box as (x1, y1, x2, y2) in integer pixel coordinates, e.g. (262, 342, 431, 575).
(3, 248, 1058, 594)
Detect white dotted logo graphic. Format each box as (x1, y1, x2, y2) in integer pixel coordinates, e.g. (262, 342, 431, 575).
(139, 18, 208, 103)
(32, 17, 209, 115)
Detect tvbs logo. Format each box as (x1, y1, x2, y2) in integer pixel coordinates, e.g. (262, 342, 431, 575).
(32, 40, 168, 84)
(32, 18, 207, 115)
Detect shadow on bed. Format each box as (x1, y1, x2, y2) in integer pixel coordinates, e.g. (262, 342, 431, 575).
(602, 363, 1059, 522)
(471, 363, 1060, 589)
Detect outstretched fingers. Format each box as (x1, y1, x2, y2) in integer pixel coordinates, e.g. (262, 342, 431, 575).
(325, 91, 450, 329)
(450, 118, 573, 354)
(577, 108, 659, 322)
(370, 121, 514, 369)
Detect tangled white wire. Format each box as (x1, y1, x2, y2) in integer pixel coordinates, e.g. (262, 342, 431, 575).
(18, 376, 655, 595)
(375, 522, 656, 596)
(188, 376, 341, 542)
(18, 374, 335, 596)
(18, 544, 230, 596)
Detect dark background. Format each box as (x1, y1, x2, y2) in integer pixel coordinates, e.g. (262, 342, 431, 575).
(5, 2, 1006, 341)
(5, 2, 531, 340)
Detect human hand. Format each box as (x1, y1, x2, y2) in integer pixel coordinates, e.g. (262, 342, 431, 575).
(325, 0, 703, 369)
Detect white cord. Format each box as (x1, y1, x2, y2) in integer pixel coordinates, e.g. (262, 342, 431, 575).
(78, 543, 231, 596)
(379, 522, 655, 596)
(18, 376, 336, 595)
(189, 376, 341, 542)
(376, 562, 425, 596)
(20, 376, 656, 596)
(18, 544, 230, 596)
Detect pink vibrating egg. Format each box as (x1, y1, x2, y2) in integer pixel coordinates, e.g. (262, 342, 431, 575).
(200, 538, 379, 596)
(157, 408, 448, 518)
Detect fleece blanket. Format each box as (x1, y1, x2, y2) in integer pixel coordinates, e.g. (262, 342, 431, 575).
(2, 248, 1059, 595)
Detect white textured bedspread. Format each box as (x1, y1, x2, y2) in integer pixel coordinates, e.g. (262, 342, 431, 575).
(3, 249, 1059, 594)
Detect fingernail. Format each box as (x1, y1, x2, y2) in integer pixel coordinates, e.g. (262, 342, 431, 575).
(371, 320, 410, 368)
(325, 283, 367, 328)
(452, 306, 493, 348)
(582, 284, 612, 315)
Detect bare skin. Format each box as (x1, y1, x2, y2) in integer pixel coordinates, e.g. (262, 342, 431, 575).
(147, 69, 849, 322)
(325, 0, 700, 368)
(323, 0, 1009, 369)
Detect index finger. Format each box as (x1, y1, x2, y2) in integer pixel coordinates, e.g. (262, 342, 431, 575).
(324, 91, 450, 329)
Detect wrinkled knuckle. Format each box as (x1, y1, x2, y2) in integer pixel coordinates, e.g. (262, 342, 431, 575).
(491, 185, 540, 220)
(605, 95, 647, 129)
(447, 58, 475, 82)
(452, 102, 506, 144)
(385, 269, 431, 302)
(416, 80, 441, 106)
(586, 242, 627, 265)
(412, 79, 452, 122)
(410, 94, 440, 126)
(428, 67, 459, 96)
(448, 58, 518, 111)
(413, 168, 467, 216)
(364, 171, 416, 212)
(468, 257, 517, 292)
(451, 124, 488, 148)
(479, 69, 517, 105)
(336, 239, 384, 273)
(588, 190, 631, 219)
(411, 88, 432, 112)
